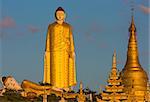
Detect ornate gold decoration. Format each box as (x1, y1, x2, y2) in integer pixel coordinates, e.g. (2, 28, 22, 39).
(98, 51, 127, 101)
(121, 16, 148, 101)
(43, 7, 76, 89)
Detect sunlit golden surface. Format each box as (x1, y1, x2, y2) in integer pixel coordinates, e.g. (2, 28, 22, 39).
(121, 16, 148, 101)
(21, 80, 78, 98)
(43, 22, 76, 89)
(98, 52, 127, 101)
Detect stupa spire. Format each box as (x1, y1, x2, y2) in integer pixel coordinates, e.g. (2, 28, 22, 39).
(110, 50, 118, 79)
(124, 15, 141, 69)
(112, 50, 117, 69)
(121, 2, 148, 100)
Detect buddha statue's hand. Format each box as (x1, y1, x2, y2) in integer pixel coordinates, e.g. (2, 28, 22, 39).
(69, 51, 75, 59)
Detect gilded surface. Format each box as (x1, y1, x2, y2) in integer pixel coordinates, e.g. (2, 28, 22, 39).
(43, 22, 76, 88)
(99, 52, 127, 101)
(121, 16, 148, 100)
(77, 82, 86, 102)
(21, 80, 78, 98)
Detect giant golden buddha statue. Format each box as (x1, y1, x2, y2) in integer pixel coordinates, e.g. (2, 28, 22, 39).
(43, 7, 76, 89)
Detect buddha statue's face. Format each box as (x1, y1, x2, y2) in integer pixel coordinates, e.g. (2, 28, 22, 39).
(4, 77, 22, 90)
(56, 11, 66, 21)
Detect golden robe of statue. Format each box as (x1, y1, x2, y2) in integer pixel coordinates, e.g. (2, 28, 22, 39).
(43, 7, 76, 89)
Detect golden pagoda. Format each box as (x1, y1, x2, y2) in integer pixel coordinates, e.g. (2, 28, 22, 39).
(121, 15, 148, 101)
(77, 81, 86, 102)
(98, 51, 127, 101)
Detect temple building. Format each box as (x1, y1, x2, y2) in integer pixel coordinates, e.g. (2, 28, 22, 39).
(97, 51, 127, 101)
(121, 15, 149, 101)
(97, 14, 149, 101)
(77, 81, 86, 102)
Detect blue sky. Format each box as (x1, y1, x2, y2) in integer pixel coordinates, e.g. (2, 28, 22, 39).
(0, 0, 149, 91)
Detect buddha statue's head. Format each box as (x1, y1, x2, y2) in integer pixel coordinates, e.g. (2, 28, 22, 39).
(1, 76, 22, 90)
(55, 7, 66, 23)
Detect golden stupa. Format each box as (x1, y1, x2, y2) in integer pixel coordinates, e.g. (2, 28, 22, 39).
(121, 16, 148, 101)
